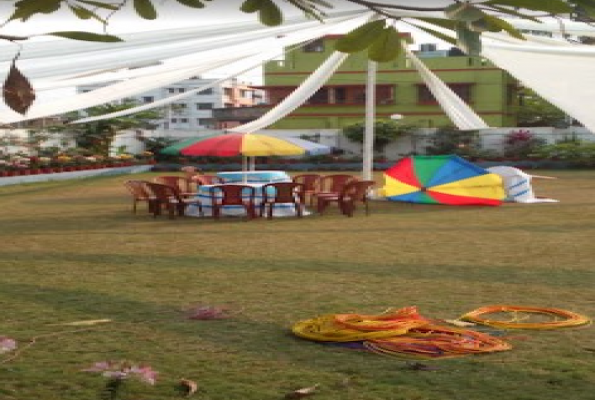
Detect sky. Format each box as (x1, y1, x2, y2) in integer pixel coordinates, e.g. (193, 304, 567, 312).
(0, 1, 452, 105)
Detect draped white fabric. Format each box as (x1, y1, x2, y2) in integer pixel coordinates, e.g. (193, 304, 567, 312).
(481, 36, 595, 134)
(228, 51, 349, 134)
(0, 13, 366, 124)
(403, 43, 489, 130)
(1, 11, 361, 83)
(71, 14, 369, 124)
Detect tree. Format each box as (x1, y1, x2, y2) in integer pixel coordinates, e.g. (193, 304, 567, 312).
(55, 99, 163, 156)
(2, 0, 592, 114)
(517, 88, 569, 127)
(343, 120, 417, 154)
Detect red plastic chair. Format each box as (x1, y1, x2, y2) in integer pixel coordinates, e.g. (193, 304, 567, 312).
(313, 174, 357, 204)
(318, 180, 376, 217)
(209, 184, 257, 220)
(292, 174, 320, 206)
(153, 175, 195, 197)
(123, 180, 154, 214)
(260, 182, 305, 219)
(145, 182, 202, 219)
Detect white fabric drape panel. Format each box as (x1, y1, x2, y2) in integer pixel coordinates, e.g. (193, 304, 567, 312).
(228, 51, 349, 134)
(482, 39, 595, 133)
(403, 44, 489, 130)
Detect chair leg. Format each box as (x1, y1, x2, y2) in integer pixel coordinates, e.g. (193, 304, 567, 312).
(267, 203, 274, 219)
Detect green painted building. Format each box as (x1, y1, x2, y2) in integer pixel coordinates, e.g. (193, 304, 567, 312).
(261, 35, 519, 129)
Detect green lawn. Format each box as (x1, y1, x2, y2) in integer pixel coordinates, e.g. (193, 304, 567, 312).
(1, 170, 594, 400)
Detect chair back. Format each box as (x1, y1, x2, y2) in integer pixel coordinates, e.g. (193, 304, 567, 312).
(210, 184, 255, 206)
(318, 174, 357, 194)
(262, 182, 305, 203)
(340, 180, 376, 202)
(292, 174, 320, 192)
(124, 180, 151, 199)
(154, 175, 191, 193)
(145, 182, 180, 203)
(194, 175, 226, 185)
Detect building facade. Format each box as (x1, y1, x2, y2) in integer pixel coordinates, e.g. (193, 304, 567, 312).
(258, 35, 520, 130)
(77, 76, 264, 131)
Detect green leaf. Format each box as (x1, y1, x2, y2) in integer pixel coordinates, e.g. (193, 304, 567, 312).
(175, 0, 205, 8)
(486, 0, 572, 14)
(46, 31, 123, 42)
(9, 0, 62, 21)
(240, 0, 262, 13)
(68, 5, 94, 20)
(258, 0, 282, 26)
(444, 3, 485, 22)
(572, 0, 595, 18)
(455, 22, 481, 56)
(76, 0, 120, 10)
(368, 26, 401, 63)
(482, 15, 526, 39)
(133, 0, 157, 20)
(335, 20, 386, 53)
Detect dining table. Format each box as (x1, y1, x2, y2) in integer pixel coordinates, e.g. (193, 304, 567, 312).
(186, 170, 309, 218)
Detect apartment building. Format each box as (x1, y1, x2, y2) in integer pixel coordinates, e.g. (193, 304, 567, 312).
(77, 76, 264, 130)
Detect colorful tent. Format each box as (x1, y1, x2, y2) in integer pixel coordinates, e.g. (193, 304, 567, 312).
(381, 155, 505, 206)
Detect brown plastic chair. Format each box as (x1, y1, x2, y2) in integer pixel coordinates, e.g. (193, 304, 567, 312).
(292, 174, 320, 206)
(124, 180, 154, 214)
(193, 175, 226, 186)
(209, 184, 257, 220)
(318, 180, 376, 217)
(145, 182, 202, 219)
(260, 182, 306, 219)
(153, 175, 195, 197)
(313, 174, 357, 204)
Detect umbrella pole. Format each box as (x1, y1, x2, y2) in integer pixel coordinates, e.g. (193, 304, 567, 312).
(242, 156, 248, 183)
(249, 156, 256, 171)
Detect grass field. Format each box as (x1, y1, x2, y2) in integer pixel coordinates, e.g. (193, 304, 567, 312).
(1, 170, 594, 400)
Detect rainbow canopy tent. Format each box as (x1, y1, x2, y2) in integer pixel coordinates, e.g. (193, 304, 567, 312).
(382, 155, 505, 206)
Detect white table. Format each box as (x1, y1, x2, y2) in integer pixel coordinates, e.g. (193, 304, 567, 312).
(186, 182, 309, 218)
(216, 170, 291, 184)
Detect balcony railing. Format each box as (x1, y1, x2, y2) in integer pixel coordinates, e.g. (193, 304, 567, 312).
(212, 106, 267, 121)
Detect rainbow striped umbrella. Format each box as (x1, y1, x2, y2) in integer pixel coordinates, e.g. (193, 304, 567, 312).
(175, 133, 305, 157)
(382, 155, 505, 206)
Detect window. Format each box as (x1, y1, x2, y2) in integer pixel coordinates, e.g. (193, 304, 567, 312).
(334, 88, 347, 104)
(304, 39, 324, 52)
(224, 88, 233, 97)
(178, 88, 186, 93)
(198, 88, 213, 95)
(142, 96, 154, 103)
(196, 103, 213, 110)
(168, 88, 175, 93)
(180, 118, 188, 123)
(198, 118, 214, 127)
(306, 88, 329, 104)
(171, 118, 177, 123)
(224, 103, 234, 108)
(175, 103, 187, 108)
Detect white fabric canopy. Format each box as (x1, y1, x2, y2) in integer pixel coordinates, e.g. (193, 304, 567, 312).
(0, 13, 366, 124)
(70, 13, 369, 124)
(403, 43, 489, 130)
